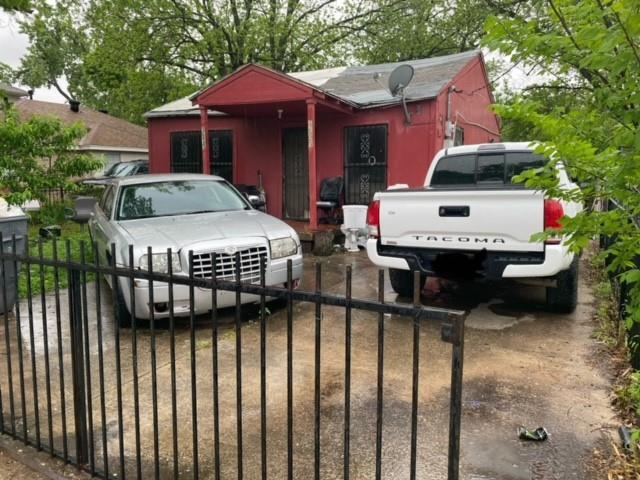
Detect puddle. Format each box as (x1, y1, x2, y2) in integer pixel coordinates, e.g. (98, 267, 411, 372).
(466, 301, 536, 330)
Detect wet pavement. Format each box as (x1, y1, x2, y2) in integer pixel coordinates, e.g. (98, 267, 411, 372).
(0, 251, 615, 479)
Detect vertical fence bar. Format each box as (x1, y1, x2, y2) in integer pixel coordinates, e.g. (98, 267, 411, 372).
(14, 235, 27, 442)
(167, 248, 179, 480)
(188, 250, 199, 480)
(25, 239, 41, 450)
(52, 239, 68, 461)
(259, 256, 267, 480)
(0, 233, 16, 436)
(147, 247, 160, 480)
(128, 245, 142, 479)
(37, 239, 54, 455)
(79, 243, 95, 473)
(447, 315, 465, 480)
(210, 253, 221, 480)
(235, 253, 244, 480)
(110, 243, 126, 479)
(68, 264, 88, 465)
(375, 270, 385, 480)
(0, 369, 3, 434)
(343, 266, 352, 480)
(286, 259, 293, 480)
(409, 271, 421, 480)
(93, 242, 109, 479)
(314, 263, 322, 480)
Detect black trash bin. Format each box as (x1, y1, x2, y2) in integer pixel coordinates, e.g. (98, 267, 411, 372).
(0, 212, 29, 314)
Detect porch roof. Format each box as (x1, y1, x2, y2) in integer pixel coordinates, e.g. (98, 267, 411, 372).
(145, 50, 481, 118)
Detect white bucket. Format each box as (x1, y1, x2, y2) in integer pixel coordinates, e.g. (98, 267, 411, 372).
(342, 205, 368, 229)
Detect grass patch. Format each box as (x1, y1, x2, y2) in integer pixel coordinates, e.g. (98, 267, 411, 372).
(594, 277, 623, 347)
(17, 221, 93, 298)
(586, 245, 640, 477)
(616, 371, 640, 415)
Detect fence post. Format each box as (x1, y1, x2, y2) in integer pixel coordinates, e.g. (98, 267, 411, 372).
(69, 269, 89, 464)
(447, 314, 465, 480)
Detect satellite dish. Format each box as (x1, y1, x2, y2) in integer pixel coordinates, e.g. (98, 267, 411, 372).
(388, 64, 414, 97)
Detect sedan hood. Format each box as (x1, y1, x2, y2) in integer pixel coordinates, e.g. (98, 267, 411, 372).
(117, 210, 296, 251)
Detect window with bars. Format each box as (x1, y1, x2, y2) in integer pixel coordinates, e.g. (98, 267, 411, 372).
(170, 131, 202, 173)
(210, 130, 233, 182)
(344, 125, 388, 205)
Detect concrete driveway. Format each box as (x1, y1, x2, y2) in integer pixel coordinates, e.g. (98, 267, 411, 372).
(0, 250, 615, 479)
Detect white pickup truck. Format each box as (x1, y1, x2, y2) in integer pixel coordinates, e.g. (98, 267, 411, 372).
(366, 142, 582, 313)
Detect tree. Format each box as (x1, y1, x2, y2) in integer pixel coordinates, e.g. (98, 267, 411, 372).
(0, 63, 15, 83)
(16, 0, 196, 124)
(352, 0, 493, 63)
(0, 0, 31, 12)
(16, 1, 85, 103)
(0, 104, 103, 206)
(483, 0, 640, 325)
(15, 0, 395, 123)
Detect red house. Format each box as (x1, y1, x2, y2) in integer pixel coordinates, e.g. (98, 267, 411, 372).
(146, 50, 500, 230)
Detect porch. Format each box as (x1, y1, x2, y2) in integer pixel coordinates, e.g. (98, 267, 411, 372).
(284, 220, 343, 255)
(191, 64, 356, 230)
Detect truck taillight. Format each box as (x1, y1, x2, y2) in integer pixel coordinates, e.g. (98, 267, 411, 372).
(544, 199, 564, 245)
(367, 200, 380, 238)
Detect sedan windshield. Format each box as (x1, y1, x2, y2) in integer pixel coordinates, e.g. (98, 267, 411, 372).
(116, 180, 249, 220)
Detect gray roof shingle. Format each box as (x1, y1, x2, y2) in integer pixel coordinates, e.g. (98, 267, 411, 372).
(15, 99, 148, 150)
(146, 50, 481, 117)
(0, 82, 28, 98)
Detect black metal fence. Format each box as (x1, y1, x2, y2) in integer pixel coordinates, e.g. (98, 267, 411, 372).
(0, 234, 466, 480)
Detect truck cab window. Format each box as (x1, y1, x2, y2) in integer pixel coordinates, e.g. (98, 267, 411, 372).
(505, 153, 545, 183)
(477, 154, 505, 184)
(431, 154, 475, 185)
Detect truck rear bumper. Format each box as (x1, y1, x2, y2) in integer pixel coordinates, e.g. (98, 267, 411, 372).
(366, 239, 411, 270)
(367, 239, 573, 279)
(502, 245, 573, 278)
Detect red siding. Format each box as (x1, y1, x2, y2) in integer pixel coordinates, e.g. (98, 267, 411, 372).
(434, 57, 500, 147)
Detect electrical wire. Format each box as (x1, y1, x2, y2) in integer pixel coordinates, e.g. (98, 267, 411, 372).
(454, 111, 501, 137)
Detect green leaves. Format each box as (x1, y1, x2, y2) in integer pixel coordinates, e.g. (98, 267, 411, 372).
(0, 104, 103, 206)
(485, 0, 640, 328)
(0, 0, 31, 12)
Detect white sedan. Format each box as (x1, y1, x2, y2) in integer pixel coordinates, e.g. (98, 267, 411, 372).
(88, 174, 303, 326)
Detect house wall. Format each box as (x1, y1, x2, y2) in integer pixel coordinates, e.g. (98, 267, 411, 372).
(434, 56, 500, 148)
(148, 115, 286, 215)
(147, 56, 498, 219)
(148, 103, 438, 217)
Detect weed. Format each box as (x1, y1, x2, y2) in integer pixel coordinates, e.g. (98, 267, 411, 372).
(17, 221, 93, 298)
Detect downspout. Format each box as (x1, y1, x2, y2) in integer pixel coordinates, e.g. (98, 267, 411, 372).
(444, 86, 461, 148)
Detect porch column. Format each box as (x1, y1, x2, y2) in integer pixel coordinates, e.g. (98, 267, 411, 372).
(306, 99, 318, 229)
(199, 106, 211, 174)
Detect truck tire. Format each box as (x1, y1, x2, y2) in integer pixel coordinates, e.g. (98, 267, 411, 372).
(389, 269, 426, 299)
(546, 257, 579, 314)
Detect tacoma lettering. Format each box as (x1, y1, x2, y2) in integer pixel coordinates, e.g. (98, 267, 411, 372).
(415, 236, 505, 243)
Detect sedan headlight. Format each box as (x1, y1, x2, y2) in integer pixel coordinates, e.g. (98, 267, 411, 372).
(139, 253, 182, 273)
(270, 237, 298, 259)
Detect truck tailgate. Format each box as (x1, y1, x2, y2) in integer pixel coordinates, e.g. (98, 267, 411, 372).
(379, 189, 545, 252)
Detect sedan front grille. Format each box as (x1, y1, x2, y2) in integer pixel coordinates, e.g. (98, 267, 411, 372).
(191, 246, 268, 283)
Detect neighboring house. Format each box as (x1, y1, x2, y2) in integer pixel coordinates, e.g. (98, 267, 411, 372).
(14, 99, 148, 171)
(0, 82, 28, 104)
(146, 50, 500, 229)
